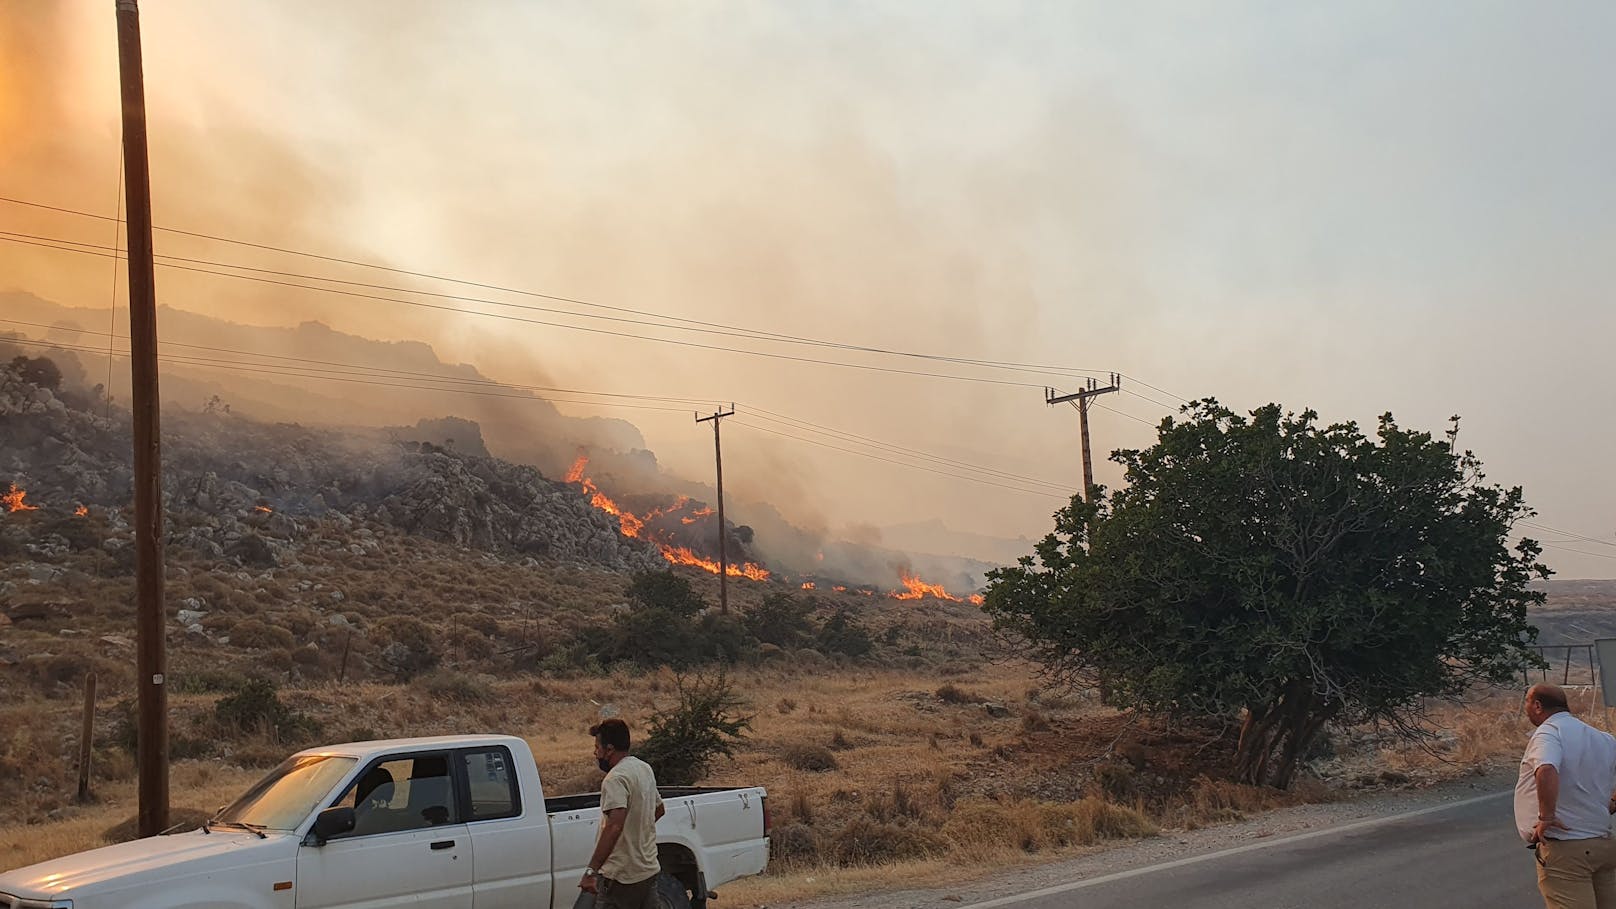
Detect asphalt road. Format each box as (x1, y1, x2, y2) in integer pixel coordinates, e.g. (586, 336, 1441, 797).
(964, 790, 1539, 909)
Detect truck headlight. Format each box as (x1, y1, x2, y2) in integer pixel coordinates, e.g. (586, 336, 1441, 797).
(0, 895, 74, 909)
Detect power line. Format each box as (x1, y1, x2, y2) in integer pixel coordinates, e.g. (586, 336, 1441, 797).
(1537, 542, 1616, 562)
(0, 195, 1121, 382)
(0, 233, 1075, 391)
(1522, 521, 1616, 550)
(741, 405, 1073, 491)
(730, 418, 1071, 499)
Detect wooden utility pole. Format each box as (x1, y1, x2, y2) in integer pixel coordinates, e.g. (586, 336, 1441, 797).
(695, 406, 736, 612)
(1046, 375, 1120, 503)
(116, 0, 168, 838)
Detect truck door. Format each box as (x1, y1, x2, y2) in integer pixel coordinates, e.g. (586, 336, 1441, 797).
(455, 745, 553, 909)
(296, 752, 473, 909)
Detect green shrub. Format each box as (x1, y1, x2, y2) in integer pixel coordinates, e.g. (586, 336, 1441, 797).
(817, 608, 873, 658)
(595, 607, 703, 668)
(171, 669, 252, 695)
(414, 669, 493, 704)
(229, 619, 296, 651)
(625, 571, 706, 619)
(214, 679, 321, 742)
(694, 612, 754, 665)
(744, 593, 816, 648)
(637, 671, 752, 785)
(374, 615, 441, 681)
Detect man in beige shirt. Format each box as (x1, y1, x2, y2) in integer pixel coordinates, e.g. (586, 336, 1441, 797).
(580, 718, 666, 909)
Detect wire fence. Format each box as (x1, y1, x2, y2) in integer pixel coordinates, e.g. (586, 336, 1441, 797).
(1525, 643, 1601, 690)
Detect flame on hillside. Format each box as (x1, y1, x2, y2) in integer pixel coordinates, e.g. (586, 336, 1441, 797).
(566, 455, 770, 581)
(74, 504, 88, 517)
(892, 570, 982, 605)
(254, 504, 274, 514)
(801, 581, 815, 590)
(3, 483, 39, 513)
(564, 455, 588, 484)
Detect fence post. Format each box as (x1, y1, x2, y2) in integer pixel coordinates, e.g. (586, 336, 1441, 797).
(338, 628, 353, 684)
(77, 671, 97, 803)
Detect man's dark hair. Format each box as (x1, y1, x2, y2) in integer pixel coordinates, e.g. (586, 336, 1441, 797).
(1535, 688, 1570, 713)
(590, 717, 631, 752)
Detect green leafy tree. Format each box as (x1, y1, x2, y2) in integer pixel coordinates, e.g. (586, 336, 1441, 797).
(984, 400, 1548, 788)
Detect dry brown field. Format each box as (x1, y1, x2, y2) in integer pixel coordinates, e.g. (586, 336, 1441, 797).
(3, 656, 1553, 906)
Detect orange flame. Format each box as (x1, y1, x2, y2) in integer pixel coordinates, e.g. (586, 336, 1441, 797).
(254, 505, 274, 514)
(892, 570, 965, 602)
(833, 585, 848, 593)
(74, 504, 89, 517)
(3, 483, 39, 513)
(660, 544, 771, 580)
(801, 581, 816, 590)
(968, 594, 985, 606)
(569, 462, 770, 580)
(565, 454, 588, 484)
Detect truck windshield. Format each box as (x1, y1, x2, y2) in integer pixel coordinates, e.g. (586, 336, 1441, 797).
(214, 755, 357, 831)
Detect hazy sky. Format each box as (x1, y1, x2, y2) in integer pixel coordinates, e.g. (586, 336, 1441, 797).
(3, 1, 1613, 577)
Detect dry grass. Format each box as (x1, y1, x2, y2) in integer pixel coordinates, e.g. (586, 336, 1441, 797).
(4, 661, 1472, 906)
(0, 664, 1150, 877)
(1378, 686, 1610, 779)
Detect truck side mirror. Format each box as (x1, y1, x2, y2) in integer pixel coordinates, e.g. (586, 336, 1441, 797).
(309, 806, 355, 845)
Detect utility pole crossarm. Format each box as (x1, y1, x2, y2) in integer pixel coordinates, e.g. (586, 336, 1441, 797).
(695, 406, 736, 613)
(1045, 374, 1121, 504)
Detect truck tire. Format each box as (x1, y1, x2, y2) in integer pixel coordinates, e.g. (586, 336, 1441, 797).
(655, 871, 693, 909)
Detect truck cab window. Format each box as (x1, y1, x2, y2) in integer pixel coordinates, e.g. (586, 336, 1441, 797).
(335, 754, 460, 837)
(461, 747, 518, 821)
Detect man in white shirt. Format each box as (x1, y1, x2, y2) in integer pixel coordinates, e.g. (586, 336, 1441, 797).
(1517, 683, 1616, 908)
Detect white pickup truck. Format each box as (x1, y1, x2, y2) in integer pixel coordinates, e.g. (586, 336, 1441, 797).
(0, 734, 770, 909)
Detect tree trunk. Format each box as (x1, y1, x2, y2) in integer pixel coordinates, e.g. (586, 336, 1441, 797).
(1233, 680, 1329, 789)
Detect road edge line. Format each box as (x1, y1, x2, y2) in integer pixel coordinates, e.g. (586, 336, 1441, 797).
(964, 789, 1512, 909)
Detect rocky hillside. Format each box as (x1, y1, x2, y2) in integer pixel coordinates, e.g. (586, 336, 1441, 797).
(0, 354, 665, 574)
